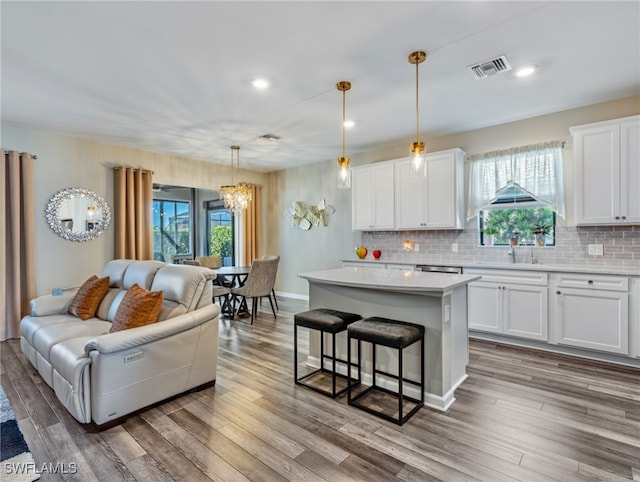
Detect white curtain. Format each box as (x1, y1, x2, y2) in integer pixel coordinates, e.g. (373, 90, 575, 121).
(466, 141, 565, 221)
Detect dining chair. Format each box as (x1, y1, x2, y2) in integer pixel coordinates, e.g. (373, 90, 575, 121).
(261, 255, 280, 310)
(196, 255, 221, 269)
(182, 259, 201, 266)
(230, 257, 279, 324)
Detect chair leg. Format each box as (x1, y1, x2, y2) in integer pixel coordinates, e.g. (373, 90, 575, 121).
(251, 297, 257, 324)
(268, 294, 276, 318)
(272, 289, 278, 310)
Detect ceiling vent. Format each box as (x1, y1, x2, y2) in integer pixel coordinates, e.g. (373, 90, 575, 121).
(258, 133, 281, 142)
(468, 55, 512, 79)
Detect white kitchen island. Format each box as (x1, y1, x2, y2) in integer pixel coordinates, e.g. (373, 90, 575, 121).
(298, 267, 481, 411)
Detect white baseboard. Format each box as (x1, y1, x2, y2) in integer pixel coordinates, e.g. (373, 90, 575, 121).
(275, 290, 308, 301)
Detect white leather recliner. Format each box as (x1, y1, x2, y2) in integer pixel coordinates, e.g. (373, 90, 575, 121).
(20, 259, 220, 427)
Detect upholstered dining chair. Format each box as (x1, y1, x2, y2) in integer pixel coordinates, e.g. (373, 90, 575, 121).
(230, 257, 279, 324)
(261, 255, 280, 310)
(182, 259, 201, 266)
(196, 255, 222, 269)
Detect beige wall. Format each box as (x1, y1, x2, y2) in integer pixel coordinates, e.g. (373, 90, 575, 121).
(270, 95, 640, 296)
(1, 124, 269, 295)
(3, 95, 638, 298)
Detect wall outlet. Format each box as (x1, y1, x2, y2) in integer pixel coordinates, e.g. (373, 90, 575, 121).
(588, 244, 604, 256)
(414, 243, 420, 252)
(451, 243, 459, 253)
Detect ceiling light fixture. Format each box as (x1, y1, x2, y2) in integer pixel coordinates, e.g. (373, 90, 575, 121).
(220, 145, 252, 214)
(516, 65, 537, 77)
(409, 51, 427, 177)
(252, 77, 270, 90)
(337, 80, 352, 189)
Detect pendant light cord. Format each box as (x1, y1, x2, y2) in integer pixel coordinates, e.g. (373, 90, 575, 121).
(342, 88, 346, 157)
(415, 58, 420, 143)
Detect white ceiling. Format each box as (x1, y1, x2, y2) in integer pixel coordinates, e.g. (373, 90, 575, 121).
(2, 1, 639, 172)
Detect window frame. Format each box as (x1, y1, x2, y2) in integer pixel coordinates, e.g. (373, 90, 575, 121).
(479, 191, 556, 247)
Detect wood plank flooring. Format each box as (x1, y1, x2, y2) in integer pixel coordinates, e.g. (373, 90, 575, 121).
(2, 297, 639, 481)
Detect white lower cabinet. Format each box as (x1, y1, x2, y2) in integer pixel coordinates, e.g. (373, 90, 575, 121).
(550, 273, 629, 355)
(466, 269, 548, 341)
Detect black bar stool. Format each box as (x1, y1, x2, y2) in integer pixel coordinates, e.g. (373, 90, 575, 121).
(294, 308, 361, 398)
(347, 316, 425, 425)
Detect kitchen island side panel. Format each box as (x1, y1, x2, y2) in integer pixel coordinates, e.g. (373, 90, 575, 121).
(306, 281, 469, 411)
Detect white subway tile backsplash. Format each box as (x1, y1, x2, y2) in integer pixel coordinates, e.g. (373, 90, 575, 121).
(360, 225, 640, 272)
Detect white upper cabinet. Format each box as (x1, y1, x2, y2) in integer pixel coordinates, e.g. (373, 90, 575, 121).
(571, 115, 640, 225)
(391, 148, 466, 230)
(351, 161, 395, 230)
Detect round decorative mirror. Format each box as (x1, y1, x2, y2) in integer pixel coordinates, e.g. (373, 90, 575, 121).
(45, 188, 111, 242)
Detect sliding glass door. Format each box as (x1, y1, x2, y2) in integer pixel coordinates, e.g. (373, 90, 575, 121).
(153, 199, 192, 263)
(206, 200, 234, 267)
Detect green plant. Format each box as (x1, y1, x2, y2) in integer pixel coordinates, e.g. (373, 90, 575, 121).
(482, 226, 500, 235)
(531, 222, 551, 235)
(210, 225, 232, 258)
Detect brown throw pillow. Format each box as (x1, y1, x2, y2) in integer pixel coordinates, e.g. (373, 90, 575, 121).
(68, 275, 110, 320)
(110, 283, 164, 333)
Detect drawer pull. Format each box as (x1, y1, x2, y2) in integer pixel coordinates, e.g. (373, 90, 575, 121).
(556, 291, 562, 295)
(588, 280, 594, 285)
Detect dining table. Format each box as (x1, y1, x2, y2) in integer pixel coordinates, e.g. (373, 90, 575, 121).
(213, 266, 252, 319)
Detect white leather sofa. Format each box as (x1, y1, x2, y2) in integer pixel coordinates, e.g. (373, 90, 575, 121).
(20, 259, 220, 427)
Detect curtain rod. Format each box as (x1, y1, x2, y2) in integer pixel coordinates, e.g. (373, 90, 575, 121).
(2, 149, 38, 159)
(113, 166, 154, 174)
(466, 140, 565, 162)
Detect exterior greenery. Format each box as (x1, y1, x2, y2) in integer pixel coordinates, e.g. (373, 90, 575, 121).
(209, 225, 232, 258)
(481, 206, 555, 246)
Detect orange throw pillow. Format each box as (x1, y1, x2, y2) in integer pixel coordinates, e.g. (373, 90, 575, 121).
(110, 283, 164, 333)
(68, 275, 110, 320)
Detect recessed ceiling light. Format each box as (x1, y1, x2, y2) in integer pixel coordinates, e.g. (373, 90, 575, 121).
(516, 65, 537, 77)
(343, 120, 355, 128)
(251, 77, 270, 90)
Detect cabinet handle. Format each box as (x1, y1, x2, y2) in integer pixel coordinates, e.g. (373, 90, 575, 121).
(556, 290, 562, 295)
(622, 216, 627, 221)
(588, 280, 594, 285)
(615, 216, 620, 221)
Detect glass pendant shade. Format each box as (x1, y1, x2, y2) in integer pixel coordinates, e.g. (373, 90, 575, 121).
(336, 81, 352, 189)
(410, 141, 426, 177)
(337, 156, 351, 189)
(409, 51, 427, 178)
(220, 146, 252, 214)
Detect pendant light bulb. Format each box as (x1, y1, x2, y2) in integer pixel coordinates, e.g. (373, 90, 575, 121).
(409, 51, 427, 178)
(337, 81, 352, 189)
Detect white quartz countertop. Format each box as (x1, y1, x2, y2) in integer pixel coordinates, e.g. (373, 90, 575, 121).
(342, 258, 640, 276)
(298, 267, 481, 292)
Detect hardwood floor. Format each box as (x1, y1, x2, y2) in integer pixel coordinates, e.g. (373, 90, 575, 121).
(2, 296, 639, 481)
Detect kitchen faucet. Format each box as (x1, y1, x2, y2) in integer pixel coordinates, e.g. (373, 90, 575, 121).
(506, 247, 516, 263)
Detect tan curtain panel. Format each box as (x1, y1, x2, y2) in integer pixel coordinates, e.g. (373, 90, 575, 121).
(242, 184, 261, 265)
(114, 167, 153, 260)
(1, 150, 37, 341)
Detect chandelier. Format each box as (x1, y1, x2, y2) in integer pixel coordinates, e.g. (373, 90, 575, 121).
(220, 145, 252, 214)
(409, 50, 427, 177)
(336, 80, 352, 189)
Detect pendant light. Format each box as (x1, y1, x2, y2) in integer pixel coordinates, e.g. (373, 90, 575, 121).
(336, 81, 352, 189)
(409, 51, 427, 177)
(220, 145, 252, 214)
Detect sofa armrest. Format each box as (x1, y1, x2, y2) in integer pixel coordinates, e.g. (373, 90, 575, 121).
(84, 303, 220, 355)
(30, 291, 78, 316)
